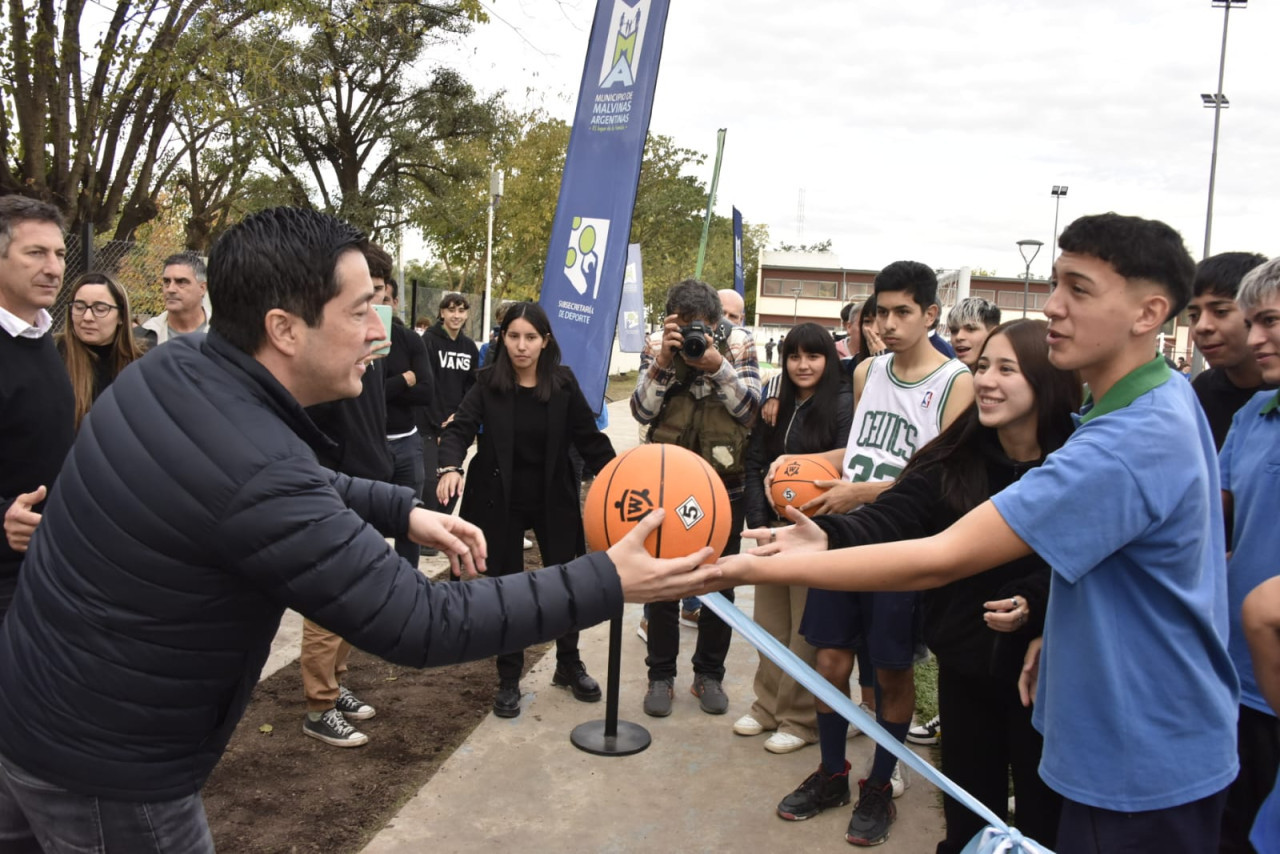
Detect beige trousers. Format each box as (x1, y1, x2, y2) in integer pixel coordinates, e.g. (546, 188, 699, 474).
(301, 619, 352, 713)
(748, 583, 818, 742)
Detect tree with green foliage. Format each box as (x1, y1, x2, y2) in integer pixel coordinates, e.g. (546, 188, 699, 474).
(413, 115, 767, 324)
(250, 0, 497, 241)
(0, 0, 272, 239)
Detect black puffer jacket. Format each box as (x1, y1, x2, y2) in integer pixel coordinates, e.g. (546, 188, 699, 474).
(0, 332, 623, 801)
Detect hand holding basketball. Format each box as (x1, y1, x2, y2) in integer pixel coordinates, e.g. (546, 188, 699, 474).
(769, 455, 841, 519)
(608, 509, 721, 603)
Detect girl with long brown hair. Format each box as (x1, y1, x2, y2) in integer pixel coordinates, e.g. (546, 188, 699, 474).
(58, 271, 142, 430)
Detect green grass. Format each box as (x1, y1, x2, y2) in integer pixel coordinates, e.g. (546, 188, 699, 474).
(914, 654, 939, 723)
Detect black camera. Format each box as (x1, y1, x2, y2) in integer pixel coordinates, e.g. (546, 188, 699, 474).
(677, 320, 729, 359)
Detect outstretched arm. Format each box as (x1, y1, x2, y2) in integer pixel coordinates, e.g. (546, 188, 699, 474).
(719, 500, 1031, 592)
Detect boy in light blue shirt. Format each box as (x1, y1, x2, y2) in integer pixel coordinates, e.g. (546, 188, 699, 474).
(1218, 257, 1280, 850)
(723, 213, 1239, 852)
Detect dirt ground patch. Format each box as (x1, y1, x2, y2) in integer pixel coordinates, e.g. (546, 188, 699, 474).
(203, 546, 552, 854)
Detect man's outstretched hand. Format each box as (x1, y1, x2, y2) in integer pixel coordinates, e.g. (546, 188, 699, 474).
(607, 509, 722, 603)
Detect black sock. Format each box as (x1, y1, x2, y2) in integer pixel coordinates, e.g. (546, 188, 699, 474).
(817, 712, 849, 775)
(869, 718, 910, 783)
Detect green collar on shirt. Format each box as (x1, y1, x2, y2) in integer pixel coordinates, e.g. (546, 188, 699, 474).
(1079, 356, 1172, 424)
(1261, 391, 1280, 416)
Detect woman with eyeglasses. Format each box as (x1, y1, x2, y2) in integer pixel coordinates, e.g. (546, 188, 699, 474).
(58, 272, 142, 430)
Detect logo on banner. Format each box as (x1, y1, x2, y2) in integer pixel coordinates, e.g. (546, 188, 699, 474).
(564, 216, 610, 299)
(599, 0, 651, 88)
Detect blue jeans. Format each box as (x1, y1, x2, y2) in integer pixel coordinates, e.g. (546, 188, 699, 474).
(0, 751, 214, 853)
(389, 432, 425, 565)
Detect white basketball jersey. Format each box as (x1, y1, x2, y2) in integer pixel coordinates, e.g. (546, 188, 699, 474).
(843, 353, 969, 484)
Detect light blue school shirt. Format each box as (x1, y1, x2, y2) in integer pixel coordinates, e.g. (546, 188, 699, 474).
(1219, 389, 1280, 715)
(992, 357, 1239, 812)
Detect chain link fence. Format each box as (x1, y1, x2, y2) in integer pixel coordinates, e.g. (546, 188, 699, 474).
(54, 232, 186, 334)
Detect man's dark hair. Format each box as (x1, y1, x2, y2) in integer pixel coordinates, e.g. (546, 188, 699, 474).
(0, 196, 65, 257)
(207, 207, 367, 354)
(873, 261, 938, 310)
(162, 251, 207, 283)
(438, 292, 469, 314)
(840, 301, 859, 323)
(385, 277, 399, 300)
(1193, 251, 1268, 300)
(364, 243, 394, 281)
(664, 279, 722, 324)
(1058, 213, 1196, 319)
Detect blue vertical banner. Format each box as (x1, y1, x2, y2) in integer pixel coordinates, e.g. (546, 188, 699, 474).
(618, 243, 646, 352)
(732, 206, 745, 297)
(538, 0, 670, 413)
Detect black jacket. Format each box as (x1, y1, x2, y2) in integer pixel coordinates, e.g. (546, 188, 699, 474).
(439, 366, 615, 571)
(0, 330, 74, 587)
(0, 332, 624, 801)
(813, 431, 1050, 680)
(384, 318, 433, 436)
(423, 322, 478, 435)
(743, 383, 853, 528)
(306, 356, 393, 482)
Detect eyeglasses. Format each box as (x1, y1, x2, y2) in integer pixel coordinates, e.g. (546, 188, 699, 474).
(70, 300, 119, 318)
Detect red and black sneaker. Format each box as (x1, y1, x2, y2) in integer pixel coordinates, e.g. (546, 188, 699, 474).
(845, 778, 896, 846)
(776, 760, 852, 821)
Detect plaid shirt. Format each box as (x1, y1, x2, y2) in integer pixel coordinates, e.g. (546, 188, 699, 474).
(631, 327, 760, 499)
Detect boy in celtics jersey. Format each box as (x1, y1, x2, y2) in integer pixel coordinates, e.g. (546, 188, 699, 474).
(766, 260, 972, 844)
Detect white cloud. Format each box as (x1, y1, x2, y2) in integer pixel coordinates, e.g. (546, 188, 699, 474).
(436, 0, 1279, 277)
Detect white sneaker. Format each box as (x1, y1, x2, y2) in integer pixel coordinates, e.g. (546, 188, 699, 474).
(522, 537, 533, 550)
(890, 760, 909, 798)
(636, 617, 648, 643)
(763, 731, 808, 754)
(907, 714, 940, 745)
(847, 702, 873, 738)
(733, 714, 764, 736)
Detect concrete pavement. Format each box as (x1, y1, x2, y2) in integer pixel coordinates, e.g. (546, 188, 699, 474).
(354, 397, 946, 852)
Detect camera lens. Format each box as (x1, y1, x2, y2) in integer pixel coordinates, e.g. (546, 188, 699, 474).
(682, 334, 707, 359)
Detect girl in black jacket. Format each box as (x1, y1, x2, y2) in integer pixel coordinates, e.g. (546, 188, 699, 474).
(738, 323, 853, 753)
(752, 319, 1080, 851)
(437, 302, 616, 718)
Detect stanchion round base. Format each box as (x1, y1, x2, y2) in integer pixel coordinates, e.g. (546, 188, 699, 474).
(569, 719, 651, 756)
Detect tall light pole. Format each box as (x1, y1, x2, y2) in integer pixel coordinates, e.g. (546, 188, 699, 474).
(792, 284, 803, 328)
(483, 168, 504, 339)
(1050, 186, 1068, 273)
(1203, 0, 1245, 260)
(1017, 240, 1043, 319)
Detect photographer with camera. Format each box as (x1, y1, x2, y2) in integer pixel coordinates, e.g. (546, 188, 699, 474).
(631, 279, 761, 718)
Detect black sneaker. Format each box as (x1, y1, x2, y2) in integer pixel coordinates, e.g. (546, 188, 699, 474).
(335, 685, 376, 721)
(551, 662, 602, 702)
(302, 708, 368, 748)
(494, 680, 521, 718)
(777, 760, 851, 821)
(845, 778, 896, 846)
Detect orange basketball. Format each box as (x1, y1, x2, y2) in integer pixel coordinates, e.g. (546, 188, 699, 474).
(584, 444, 731, 560)
(769, 454, 842, 518)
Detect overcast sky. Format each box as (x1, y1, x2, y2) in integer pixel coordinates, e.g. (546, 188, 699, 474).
(434, 0, 1278, 280)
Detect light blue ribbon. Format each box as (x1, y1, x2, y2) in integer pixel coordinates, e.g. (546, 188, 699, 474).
(698, 591, 1054, 854)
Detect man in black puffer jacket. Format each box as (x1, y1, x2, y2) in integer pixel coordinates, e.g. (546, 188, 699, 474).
(0, 207, 717, 852)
